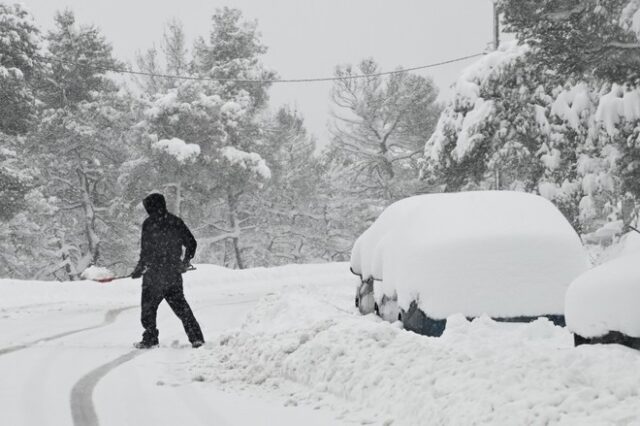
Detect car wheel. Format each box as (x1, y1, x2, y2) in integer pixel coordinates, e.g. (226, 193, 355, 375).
(357, 278, 375, 315)
(574, 333, 587, 347)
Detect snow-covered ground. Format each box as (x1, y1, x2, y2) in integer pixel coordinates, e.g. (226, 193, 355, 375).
(0, 264, 359, 426)
(2, 262, 640, 425)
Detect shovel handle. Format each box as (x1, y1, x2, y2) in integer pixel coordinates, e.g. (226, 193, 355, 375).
(93, 266, 197, 283)
(94, 275, 131, 283)
(628, 225, 640, 235)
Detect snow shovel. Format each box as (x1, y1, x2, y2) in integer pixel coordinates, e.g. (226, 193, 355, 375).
(94, 274, 132, 283)
(92, 265, 198, 283)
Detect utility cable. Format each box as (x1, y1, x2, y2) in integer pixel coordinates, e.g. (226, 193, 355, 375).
(33, 52, 486, 84)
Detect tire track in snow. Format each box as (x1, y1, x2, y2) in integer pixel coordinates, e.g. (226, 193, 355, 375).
(70, 349, 142, 426)
(1, 301, 62, 312)
(0, 306, 136, 356)
(69, 295, 261, 426)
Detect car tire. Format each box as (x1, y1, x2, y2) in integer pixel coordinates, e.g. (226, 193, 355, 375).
(357, 278, 375, 315)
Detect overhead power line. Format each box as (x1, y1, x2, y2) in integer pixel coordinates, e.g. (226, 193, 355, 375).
(33, 52, 486, 84)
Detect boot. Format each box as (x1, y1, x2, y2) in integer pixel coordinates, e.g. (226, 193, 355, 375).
(134, 340, 159, 349)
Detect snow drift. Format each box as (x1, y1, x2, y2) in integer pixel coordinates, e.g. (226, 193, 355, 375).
(191, 283, 640, 425)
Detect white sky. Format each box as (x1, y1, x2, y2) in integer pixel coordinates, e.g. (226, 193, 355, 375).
(22, 0, 497, 146)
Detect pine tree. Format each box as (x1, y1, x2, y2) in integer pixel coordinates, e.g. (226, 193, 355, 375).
(0, 3, 41, 135)
(499, 0, 640, 81)
(24, 10, 133, 279)
(40, 10, 120, 108)
(131, 9, 275, 269)
(330, 58, 441, 200)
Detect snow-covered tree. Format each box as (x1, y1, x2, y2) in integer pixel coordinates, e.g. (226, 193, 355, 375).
(500, 0, 640, 239)
(500, 0, 640, 81)
(19, 10, 135, 279)
(331, 59, 441, 199)
(29, 90, 135, 278)
(0, 3, 41, 135)
(423, 43, 549, 192)
(135, 19, 189, 95)
(252, 107, 351, 264)
(424, 1, 640, 252)
(40, 10, 120, 108)
(193, 7, 275, 109)
(131, 9, 275, 269)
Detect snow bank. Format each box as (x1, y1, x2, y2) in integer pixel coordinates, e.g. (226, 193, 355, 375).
(372, 191, 589, 318)
(612, 231, 640, 258)
(566, 253, 640, 338)
(190, 286, 640, 425)
(153, 138, 201, 163)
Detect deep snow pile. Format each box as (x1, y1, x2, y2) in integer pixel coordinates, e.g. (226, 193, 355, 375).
(353, 191, 590, 319)
(594, 230, 640, 262)
(188, 283, 640, 425)
(566, 252, 640, 338)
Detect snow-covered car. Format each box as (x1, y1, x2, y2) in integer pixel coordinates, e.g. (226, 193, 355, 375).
(350, 191, 590, 336)
(566, 252, 640, 349)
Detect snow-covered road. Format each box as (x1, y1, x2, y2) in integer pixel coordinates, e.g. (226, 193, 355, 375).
(3, 263, 640, 425)
(0, 264, 357, 426)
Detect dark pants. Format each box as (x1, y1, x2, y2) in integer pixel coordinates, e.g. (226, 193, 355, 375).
(140, 269, 204, 344)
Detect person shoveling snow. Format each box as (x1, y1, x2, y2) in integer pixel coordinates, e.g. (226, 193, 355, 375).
(130, 192, 205, 349)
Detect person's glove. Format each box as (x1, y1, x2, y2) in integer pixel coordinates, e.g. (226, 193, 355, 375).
(131, 264, 145, 279)
(180, 259, 193, 274)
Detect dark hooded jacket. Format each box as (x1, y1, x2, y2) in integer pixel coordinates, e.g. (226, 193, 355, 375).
(135, 193, 197, 271)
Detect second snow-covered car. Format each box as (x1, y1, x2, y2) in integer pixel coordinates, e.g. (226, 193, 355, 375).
(351, 191, 590, 336)
(566, 248, 640, 350)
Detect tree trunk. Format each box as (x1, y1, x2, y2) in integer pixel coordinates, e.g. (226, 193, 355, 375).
(58, 235, 74, 281)
(175, 181, 182, 216)
(77, 168, 100, 266)
(226, 190, 244, 269)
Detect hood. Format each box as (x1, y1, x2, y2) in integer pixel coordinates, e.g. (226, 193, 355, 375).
(143, 193, 167, 216)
